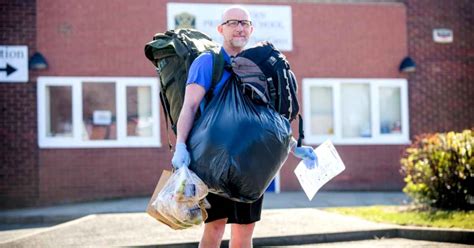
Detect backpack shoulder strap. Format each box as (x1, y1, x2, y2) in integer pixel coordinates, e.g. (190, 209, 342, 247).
(204, 47, 226, 102)
(211, 47, 225, 90)
(297, 114, 304, 147)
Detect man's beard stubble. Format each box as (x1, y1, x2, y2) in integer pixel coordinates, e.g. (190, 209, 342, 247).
(231, 38, 248, 48)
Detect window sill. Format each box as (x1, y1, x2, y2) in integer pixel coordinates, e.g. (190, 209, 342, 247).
(304, 137, 411, 146)
(39, 139, 161, 148)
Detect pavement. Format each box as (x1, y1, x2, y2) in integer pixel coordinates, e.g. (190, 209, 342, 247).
(0, 191, 473, 247)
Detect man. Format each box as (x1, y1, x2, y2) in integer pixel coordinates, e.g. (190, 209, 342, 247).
(171, 5, 317, 248)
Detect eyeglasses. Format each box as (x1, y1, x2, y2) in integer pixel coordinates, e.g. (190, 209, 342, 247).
(221, 19, 252, 28)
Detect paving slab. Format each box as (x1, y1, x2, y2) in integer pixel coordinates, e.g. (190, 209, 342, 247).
(0, 209, 395, 247)
(276, 238, 473, 248)
(2, 192, 472, 247)
(0, 191, 410, 226)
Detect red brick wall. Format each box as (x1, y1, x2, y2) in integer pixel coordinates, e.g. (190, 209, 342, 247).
(290, 2, 407, 78)
(403, 0, 474, 135)
(6, 0, 472, 208)
(35, 0, 160, 77)
(281, 2, 408, 191)
(33, 1, 408, 206)
(281, 145, 407, 191)
(32, 0, 171, 206)
(0, 0, 39, 209)
(1, 0, 406, 208)
(38, 148, 172, 204)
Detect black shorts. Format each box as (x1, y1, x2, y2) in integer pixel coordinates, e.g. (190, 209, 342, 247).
(204, 193, 264, 224)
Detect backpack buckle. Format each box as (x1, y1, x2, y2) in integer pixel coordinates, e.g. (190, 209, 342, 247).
(268, 56, 277, 66)
(157, 58, 168, 73)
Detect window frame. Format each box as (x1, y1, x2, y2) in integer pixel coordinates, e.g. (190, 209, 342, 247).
(302, 78, 410, 145)
(38, 76, 161, 148)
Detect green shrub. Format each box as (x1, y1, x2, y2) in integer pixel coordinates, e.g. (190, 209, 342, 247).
(401, 129, 474, 210)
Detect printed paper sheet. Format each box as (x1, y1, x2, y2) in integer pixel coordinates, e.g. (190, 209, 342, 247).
(294, 139, 346, 201)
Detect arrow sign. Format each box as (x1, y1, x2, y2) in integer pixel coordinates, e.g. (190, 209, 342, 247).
(0, 45, 28, 83)
(0, 63, 17, 76)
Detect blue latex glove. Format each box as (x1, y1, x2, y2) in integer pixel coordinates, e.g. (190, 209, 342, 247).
(293, 146, 318, 169)
(171, 142, 191, 169)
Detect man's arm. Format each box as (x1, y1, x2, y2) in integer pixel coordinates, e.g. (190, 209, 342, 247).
(171, 83, 206, 169)
(176, 83, 206, 144)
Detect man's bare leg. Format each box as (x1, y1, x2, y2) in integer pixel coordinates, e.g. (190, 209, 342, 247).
(229, 222, 256, 248)
(199, 218, 227, 248)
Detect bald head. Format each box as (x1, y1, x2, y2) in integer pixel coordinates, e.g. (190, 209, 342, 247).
(218, 5, 254, 55)
(221, 5, 251, 23)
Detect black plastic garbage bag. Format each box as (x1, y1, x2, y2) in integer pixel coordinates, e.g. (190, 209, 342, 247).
(188, 76, 292, 203)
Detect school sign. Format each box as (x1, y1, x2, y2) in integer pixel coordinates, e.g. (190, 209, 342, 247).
(167, 3, 293, 51)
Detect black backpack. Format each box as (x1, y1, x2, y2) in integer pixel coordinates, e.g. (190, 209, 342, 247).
(144, 29, 224, 148)
(231, 41, 305, 146)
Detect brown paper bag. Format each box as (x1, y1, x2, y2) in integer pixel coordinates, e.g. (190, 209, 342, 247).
(146, 170, 185, 230)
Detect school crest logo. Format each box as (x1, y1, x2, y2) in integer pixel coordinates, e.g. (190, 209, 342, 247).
(174, 12, 196, 29)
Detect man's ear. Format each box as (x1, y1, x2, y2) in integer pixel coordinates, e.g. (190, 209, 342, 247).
(217, 25, 223, 34)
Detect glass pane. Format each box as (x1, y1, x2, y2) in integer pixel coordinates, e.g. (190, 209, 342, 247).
(379, 87, 402, 134)
(310, 86, 334, 135)
(341, 83, 371, 138)
(127, 86, 153, 137)
(82, 82, 116, 140)
(46, 86, 72, 137)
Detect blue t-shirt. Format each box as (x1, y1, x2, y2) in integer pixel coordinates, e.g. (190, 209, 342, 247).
(186, 47, 232, 111)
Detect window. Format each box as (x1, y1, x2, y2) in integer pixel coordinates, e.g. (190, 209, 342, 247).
(126, 86, 153, 137)
(45, 85, 73, 137)
(303, 78, 409, 145)
(82, 82, 117, 141)
(38, 77, 160, 148)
